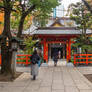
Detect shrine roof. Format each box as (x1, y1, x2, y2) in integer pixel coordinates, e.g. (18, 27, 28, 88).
(32, 27, 82, 35)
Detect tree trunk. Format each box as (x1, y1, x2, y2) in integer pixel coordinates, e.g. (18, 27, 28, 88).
(85, 49, 88, 54)
(1, 5, 13, 76)
(1, 43, 13, 75)
(17, 15, 26, 38)
(17, 5, 35, 38)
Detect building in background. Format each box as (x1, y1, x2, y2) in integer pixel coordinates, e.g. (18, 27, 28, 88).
(53, 2, 65, 18)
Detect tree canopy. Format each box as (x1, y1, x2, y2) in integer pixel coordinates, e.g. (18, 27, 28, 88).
(68, 2, 92, 34)
(82, 0, 92, 13)
(0, 0, 59, 77)
(68, 2, 92, 53)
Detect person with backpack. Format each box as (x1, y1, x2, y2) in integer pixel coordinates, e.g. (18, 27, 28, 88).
(30, 50, 40, 80)
(53, 52, 58, 66)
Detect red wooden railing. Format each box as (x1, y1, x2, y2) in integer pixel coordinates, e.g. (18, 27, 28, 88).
(16, 54, 31, 65)
(0, 54, 32, 65)
(74, 54, 92, 65)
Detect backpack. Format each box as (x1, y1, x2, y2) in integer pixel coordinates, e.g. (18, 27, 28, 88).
(31, 58, 37, 64)
(31, 55, 39, 64)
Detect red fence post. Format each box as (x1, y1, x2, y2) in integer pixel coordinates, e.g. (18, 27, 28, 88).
(16, 54, 31, 65)
(73, 54, 92, 65)
(26, 55, 29, 65)
(74, 54, 76, 65)
(86, 54, 88, 65)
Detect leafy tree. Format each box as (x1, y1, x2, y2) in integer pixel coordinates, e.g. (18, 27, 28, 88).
(16, 0, 59, 37)
(68, 2, 92, 35)
(11, 12, 32, 31)
(82, 0, 92, 13)
(24, 37, 36, 54)
(68, 2, 92, 53)
(0, 0, 59, 78)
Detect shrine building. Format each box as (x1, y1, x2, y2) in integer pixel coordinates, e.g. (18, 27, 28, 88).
(32, 18, 82, 62)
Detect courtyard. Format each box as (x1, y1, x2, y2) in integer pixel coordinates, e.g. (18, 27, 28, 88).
(0, 61, 92, 92)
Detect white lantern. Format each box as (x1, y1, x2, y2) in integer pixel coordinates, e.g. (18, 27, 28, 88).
(11, 37, 18, 51)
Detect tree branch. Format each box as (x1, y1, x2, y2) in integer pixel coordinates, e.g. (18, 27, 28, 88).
(24, 4, 36, 16)
(0, 5, 5, 9)
(82, 0, 92, 13)
(17, 5, 36, 38)
(19, 0, 26, 13)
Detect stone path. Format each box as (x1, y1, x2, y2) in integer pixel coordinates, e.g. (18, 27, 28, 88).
(77, 66, 92, 75)
(0, 61, 92, 92)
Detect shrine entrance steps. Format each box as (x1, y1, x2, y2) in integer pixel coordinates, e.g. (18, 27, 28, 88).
(48, 59, 67, 66)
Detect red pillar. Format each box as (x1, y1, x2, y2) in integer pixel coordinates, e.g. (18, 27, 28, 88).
(66, 39, 71, 62)
(46, 43, 48, 62)
(43, 39, 48, 62)
(66, 42, 69, 61)
(68, 39, 71, 61)
(43, 39, 46, 61)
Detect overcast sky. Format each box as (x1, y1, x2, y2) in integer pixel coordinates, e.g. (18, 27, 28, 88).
(62, 0, 81, 10)
(55, 0, 81, 17)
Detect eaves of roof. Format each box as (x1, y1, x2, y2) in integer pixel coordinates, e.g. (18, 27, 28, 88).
(33, 27, 81, 35)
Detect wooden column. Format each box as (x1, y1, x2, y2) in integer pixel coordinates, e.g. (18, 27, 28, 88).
(46, 43, 48, 62)
(66, 42, 69, 61)
(68, 39, 71, 61)
(63, 46, 65, 59)
(66, 39, 71, 62)
(43, 39, 46, 61)
(43, 39, 48, 62)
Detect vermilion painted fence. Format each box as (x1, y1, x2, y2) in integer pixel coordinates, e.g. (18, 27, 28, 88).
(17, 54, 31, 65)
(0, 54, 32, 65)
(74, 54, 92, 65)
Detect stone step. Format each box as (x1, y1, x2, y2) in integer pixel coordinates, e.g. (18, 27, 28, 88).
(48, 60, 67, 66)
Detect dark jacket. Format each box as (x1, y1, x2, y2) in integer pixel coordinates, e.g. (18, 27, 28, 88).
(53, 53, 58, 62)
(30, 54, 40, 64)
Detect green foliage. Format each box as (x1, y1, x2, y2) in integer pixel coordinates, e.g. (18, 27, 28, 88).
(24, 37, 37, 54)
(1, 0, 59, 30)
(0, 0, 59, 75)
(33, 12, 50, 27)
(30, 0, 59, 10)
(11, 12, 32, 30)
(72, 36, 92, 53)
(68, 2, 92, 53)
(68, 2, 92, 32)
(11, 13, 20, 30)
(10, 0, 59, 30)
(35, 0, 59, 27)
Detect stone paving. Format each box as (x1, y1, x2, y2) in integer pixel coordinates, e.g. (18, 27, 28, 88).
(0, 61, 92, 92)
(77, 66, 92, 75)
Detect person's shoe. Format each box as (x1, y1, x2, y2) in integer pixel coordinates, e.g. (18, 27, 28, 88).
(54, 63, 57, 66)
(33, 75, 36, 80)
